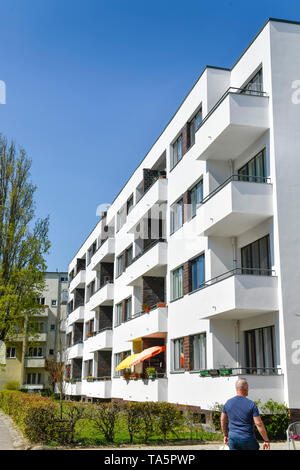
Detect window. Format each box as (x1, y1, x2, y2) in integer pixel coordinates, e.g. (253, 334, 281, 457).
(51, 299, 57, 307)
(116, 206, 126, 232)
(114, 353, 122, 377)
(85, 359, 93, 378)
(50, 324, 55, 331)
(49, 349, 54, 355)
(191, 254, 205, 292)
(26, 373, 42, 385)
(188, 108, 202, 147)
(28, 321, 45, 333)
(127, 194, 134, 214)
(241, 235, 271, 275)
(60, 276, 68, 282)
(192, 333, 207, 370)
(115, 302, 122, 327)
(245, 326, 276, 374)
(6, 347, 16, 358)
(238, 149, 266, 183)
(173, 338, 184, 371)
(27, 347, 43, 357)
(170, 199, 183, 234)
(125, 245, 133, 267)
(37, 297, 45, 305)
(116, 254, 124, 277)
(171, 135, 183, 169)
(171, 266, 183, 300)
(242, 68, 263, 94)
(125, 297, 132, 322)
(190, 180, 203, 217)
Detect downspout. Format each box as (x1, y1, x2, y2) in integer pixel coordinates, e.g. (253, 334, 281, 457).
(235, 320, 240, 369)
(231, 237, 238, 270)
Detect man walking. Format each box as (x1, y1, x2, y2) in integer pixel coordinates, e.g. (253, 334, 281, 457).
(221, 378, 270, 450)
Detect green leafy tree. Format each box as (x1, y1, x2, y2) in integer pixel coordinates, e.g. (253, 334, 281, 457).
(0, 134, 50, 343)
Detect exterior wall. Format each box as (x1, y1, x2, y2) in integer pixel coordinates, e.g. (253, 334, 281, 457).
(64, 20, 300, 413)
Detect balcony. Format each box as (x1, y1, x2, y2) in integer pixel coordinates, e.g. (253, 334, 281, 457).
(24, 357, 46, 368)
(127, 178, 168, 233)
(124, 240, 167, 286)
(196, 88, 269, 161)
(85, 328, 113, 353)
(168, 369, 283, 409)
(81, 378, 112, 398)
(69, 269, 86, 293)
(64, 381, 82, 396)
(67, 305, 85, 326)
(89, 283, 114, 310)
(187, 268, 278, 320)
(112, 376, 168, 402)
(117, 306, 168, 341)
(67, 341, 84, 359)
(195, 175, 273, 236)
(91, 238, 115, 270)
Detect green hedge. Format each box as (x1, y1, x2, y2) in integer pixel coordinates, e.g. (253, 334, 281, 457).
(0, 390, 56, 443)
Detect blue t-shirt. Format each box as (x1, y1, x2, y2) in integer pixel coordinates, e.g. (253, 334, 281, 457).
(222, 396, 260, 439)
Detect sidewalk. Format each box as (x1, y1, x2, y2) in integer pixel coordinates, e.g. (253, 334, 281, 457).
(0, 410, 28, 450)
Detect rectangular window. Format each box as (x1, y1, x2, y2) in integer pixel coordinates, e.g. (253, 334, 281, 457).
(191, 254, 205, 292)
(190, 180, 203, 217)
(192, 333, 207, 370)
(241, 235, 271, 275)
(26, 373, 42, 385)
(6, 347, 16, 358)
(125, 297, 132, 322)
(114, 353, 122, 377)
(188, 108, 202, 147)
(27, 347, 43, 357)
(170, 199, 183, 234)
(171, 135, 183, 169)
(245, 325, 276, 374)
(115, 302, 122, 327)
(238, 149, 266, 183)
(125, 245, 133, 267)
(172, 266, 183, 300)
(116, 207, 126, 232)
(127, 194, 134, 214)
(51, 299, 57, 307)
(116, 254, 124, 277)
(173, 338, 184, 371)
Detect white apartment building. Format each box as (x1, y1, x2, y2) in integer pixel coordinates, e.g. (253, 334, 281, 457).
(65, 18, 300, 419)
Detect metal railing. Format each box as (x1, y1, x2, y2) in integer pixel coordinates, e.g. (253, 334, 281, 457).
(199, 367, 282, 377)
(195, 86, 267, 134)
(90, 279, 114, 298)
(136, 174, 167, 205)
(197, 174, 271, 208)
(130, 238, 167, 266)
(189, 267, 276, 296)
(85, 327, 113, 339)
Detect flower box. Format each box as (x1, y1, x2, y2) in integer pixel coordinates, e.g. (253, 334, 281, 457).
(199, 370, 210, 377)
(157, 302, 166, 308)
(219, 369, 233, 376)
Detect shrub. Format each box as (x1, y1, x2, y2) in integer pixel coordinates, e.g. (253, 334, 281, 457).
(256, 399, 288, 441)
(87, 402, 121, 443)
(155, 402, 184, 440)
(0, 390, 56, 442)
(123, 402, 144, 443)
(3, 380, 20, 391)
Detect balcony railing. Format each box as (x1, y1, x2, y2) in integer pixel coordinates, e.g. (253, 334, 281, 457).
(189, 267, 275, 297)
(85, 327, 113, 339)
(90, 279, 114, 298)
(199, 367, 282, 377)
(195, 86, 267, 135)
(197, 174, 271, 209)
(136, 174, 167, 204)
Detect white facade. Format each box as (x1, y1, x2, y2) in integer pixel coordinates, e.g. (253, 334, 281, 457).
(64, 19, 300, 414)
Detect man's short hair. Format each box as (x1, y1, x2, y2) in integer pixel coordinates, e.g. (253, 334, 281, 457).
(235, 378, 248, 390)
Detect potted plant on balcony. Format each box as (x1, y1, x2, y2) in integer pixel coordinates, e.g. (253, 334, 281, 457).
(142, 303, 151, 313)
(218, 366, 233, 376)
(69, 377, 76, 384)
(199, 370, 210, 377)
(123, 369, 131, 381)
(146, 367, 157, 380)
(86, 376, 95, 382)
(157, 302, 166, 308)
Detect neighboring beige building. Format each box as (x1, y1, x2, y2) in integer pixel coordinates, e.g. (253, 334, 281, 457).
(0, 272, 68, 392)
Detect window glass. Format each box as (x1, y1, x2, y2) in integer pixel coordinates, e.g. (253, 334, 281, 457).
(192, 333, 206, 370)
(170, 199, 183, 233)
(190, 180, 203, 217)
(191, 254, 205, 291)
(173, 338, 184, 371)
(171, 135, 183, 168)
(172, 267, 183, 300)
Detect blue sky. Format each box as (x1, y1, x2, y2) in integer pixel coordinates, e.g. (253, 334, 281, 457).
(0, 0, 299, 272)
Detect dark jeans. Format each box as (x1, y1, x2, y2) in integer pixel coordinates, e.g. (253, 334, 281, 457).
(228, 436, 260, 450)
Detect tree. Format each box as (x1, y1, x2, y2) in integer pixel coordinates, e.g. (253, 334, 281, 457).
(0, 134, 50, 343)
(45, 330, 66, 418)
